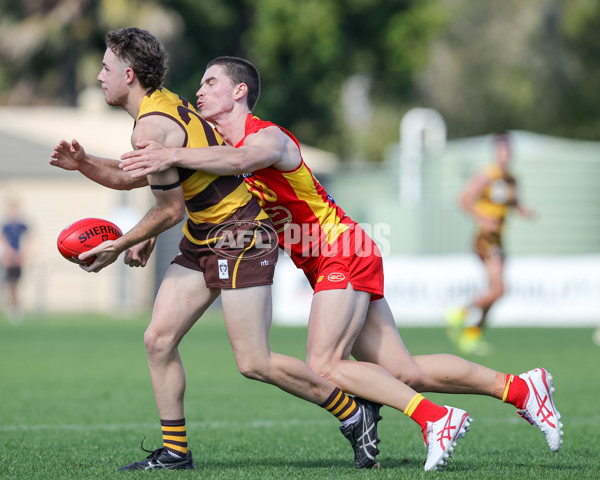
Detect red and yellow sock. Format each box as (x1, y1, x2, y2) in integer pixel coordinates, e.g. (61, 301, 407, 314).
(492, 373, 528, 409)
(404, 393, 447, 431)
(321, 387, 359, 423)
(161, 418, 188, 458)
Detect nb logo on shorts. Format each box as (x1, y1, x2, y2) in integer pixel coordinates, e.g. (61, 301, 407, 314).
(327, 273, 345, 282)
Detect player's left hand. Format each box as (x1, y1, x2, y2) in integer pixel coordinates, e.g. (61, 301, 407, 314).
(79, 240, 121, 273)
(120, 140, 171, 178)
(124, 238, 157, 267)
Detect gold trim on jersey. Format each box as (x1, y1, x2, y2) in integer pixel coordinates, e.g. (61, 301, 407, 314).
(186, 183, 255, 225)
(282, 164, 348, 244)
(182, 210, 269, 246)
(181, 171, 220, 201)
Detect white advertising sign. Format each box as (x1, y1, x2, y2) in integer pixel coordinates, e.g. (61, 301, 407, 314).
(273, 254, 600, 327)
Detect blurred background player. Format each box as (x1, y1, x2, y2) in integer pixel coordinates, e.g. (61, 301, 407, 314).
(447, 133, 534, 355)
(1, 199, 30, 324)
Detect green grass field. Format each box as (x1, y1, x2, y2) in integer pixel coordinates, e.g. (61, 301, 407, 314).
(1, 312, 599, 479)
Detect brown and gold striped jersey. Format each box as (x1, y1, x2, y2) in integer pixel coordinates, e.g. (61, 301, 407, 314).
(137, 88, 268, 246)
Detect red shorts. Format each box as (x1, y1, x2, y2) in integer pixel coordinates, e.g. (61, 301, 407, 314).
(297, 224, 384, 300)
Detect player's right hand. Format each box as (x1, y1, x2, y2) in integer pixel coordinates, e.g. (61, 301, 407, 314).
(120, 140, 171, 178)
(79, 240, 120, 273)
(50, 139, 86, 170)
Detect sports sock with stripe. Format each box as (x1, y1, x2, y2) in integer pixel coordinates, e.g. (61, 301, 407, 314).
(321, 387, 360, 426)
(161, 418, 189, 458)
(498, 373, 528, 409)
(404, 393, 447, 431)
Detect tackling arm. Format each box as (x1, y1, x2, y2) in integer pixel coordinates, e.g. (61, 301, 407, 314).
(120, 126, 294, 177)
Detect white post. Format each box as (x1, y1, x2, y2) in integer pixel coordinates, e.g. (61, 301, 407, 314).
(399, 108, 447, 206)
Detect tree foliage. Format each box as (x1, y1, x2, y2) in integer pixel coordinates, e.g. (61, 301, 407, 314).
(1, 0, 599, 161)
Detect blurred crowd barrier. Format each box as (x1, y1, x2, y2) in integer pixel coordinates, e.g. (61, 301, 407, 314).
(273, 253, 600, 327)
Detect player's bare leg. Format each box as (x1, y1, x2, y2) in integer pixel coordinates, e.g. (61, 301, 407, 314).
(145, 264, 220, 419)
(457, 255, 504, 354)
(475, 254, 505, 326)
(306, 286, 421, 409)
(222, 284, 384, 469)
(221, 285, 337, 404)
(118, 264, 218, 471)
(352, 297, 563, 452)
(352, 298, 497, 395)
(306, 285, 471, 471)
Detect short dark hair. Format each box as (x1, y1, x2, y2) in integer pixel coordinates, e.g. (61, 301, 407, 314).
(207, 56, 260, 111)
(105, 27, 168, 90)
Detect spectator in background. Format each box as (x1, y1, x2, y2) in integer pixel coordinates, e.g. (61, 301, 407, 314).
(1, 199, 30, 324)
(447, 133, 534, 355)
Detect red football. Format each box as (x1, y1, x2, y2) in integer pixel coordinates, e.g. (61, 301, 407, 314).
(57, 218, 123, 265)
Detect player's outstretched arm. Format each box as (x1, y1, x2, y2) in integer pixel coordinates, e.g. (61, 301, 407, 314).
(79, 115, 188, 273)
(51, 139, 148, 190)
(120, 126, 287, 177)
(79, 183, 184, 273)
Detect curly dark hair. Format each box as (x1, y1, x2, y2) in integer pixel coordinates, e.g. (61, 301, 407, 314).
(105, 27, 168, 90)
(207, 56, 260, 111)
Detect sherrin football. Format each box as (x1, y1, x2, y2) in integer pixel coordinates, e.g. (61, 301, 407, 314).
(57, 218, 123, 265)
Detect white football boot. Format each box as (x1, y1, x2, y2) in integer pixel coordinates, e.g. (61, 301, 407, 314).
(516, 368, 563, 452)
(423, 406, 472, 471)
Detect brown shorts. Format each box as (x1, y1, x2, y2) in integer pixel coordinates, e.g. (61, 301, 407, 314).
(474, 231, 504, 261)
(172, 220, 278, 289)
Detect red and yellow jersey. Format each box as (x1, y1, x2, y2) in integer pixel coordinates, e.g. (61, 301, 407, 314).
(137, 88, 268, 246)
(474, 163, 518, 224)
(237, 114, 353, 267)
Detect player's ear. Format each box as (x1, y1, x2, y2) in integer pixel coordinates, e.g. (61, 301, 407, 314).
(233, 83, 247, 101)
(125, 67, 136, 84)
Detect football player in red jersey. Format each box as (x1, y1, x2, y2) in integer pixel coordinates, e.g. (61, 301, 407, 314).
(120, 56, 563, 468)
